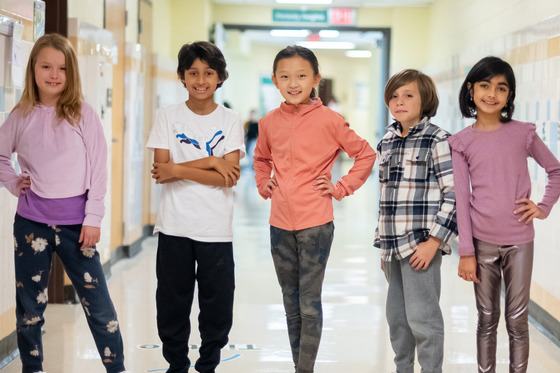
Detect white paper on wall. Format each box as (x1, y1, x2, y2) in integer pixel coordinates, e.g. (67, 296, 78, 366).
(11, 22, 23, 88)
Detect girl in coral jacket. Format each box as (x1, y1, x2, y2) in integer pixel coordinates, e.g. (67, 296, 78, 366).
(253, 45, 376, 373)
(449, 56, 560, 373)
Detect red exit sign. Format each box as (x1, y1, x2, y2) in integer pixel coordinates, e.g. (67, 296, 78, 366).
(329, 8, 355, 25)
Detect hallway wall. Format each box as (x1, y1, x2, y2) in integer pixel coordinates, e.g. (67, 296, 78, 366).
(429, 0, 560, 65)
(68, 0, 103, 29)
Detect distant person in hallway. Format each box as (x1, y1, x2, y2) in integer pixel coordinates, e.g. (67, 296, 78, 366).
(253, 45, 376, 373)
(449, 56, 560, 373)
(147, 41, 245, 373)
(0, 34, 127, 373)
(375, 69, 457, 373)
(243, 108, 259, 168)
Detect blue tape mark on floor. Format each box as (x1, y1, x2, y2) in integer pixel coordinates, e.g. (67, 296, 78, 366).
(146, 354, 242, 372)
(223, 353, 242, 362)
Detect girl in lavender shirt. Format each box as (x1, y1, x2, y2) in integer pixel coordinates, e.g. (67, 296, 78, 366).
(0, 34, 126, 373)
(448, 56, 560, 373)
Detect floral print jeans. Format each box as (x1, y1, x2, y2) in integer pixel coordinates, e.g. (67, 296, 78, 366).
(13, 214, 125, 373)
(270, 222, 334, 373)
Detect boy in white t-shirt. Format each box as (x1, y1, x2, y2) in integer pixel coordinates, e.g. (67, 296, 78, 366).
(146, 41, 245, 373)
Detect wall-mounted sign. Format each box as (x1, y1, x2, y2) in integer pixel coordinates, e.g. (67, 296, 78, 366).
(272, 9, 328, 24)
(329, 8, 355, 25)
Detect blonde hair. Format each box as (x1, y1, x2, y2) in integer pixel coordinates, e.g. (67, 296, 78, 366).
(16, 33, 83, 125)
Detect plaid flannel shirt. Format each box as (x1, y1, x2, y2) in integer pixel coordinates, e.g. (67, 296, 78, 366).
(374, 117, 457, 261)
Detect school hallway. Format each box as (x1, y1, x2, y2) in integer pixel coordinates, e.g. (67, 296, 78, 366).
(0, 163, 558, 373)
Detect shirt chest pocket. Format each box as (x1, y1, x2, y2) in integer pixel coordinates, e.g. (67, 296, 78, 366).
(378, 154, 391, 184)
(403, 148, 431, 181)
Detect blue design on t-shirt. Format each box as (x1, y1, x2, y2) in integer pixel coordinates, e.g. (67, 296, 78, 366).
(176, 130, 225, 156)
(176, 133, 201, 149)
(206, 131, 225, 156)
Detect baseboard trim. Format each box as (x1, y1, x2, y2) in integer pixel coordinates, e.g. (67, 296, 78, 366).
(110, 244, 128, 265)
(0, 331, 18, 369)
(111, 225, 154, 263)
(529, 299, 560, 347)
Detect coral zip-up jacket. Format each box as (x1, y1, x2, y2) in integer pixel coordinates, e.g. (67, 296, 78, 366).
(254, 98, 376, 231)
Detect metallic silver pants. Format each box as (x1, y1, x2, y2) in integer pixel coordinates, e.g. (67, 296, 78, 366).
(473, 239, 534, 373)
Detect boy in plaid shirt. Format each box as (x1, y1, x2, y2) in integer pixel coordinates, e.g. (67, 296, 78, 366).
(374, 69, 457, 373)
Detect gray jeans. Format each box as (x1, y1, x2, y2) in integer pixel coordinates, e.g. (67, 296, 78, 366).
(270, 222, 334, 373)
(473, 239, 533, 373)
(383, 251, 444, 373)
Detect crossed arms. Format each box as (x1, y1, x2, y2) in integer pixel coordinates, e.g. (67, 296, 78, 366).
(151, 148, 241, 188)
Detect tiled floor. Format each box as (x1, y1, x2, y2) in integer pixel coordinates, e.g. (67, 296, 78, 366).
(2, 165, 560, 372)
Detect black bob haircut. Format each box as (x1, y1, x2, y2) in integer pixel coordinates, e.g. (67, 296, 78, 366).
(177, 41, 228, 89)
(458, 56, 516, 123)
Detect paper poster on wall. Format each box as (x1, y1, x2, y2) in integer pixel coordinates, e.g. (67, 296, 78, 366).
(0, 15, 15, 36)
(356, 81, 369, 110)
(33, 0, 45, 41)
(549, 122, 558, 158)
(11, 22, 23, 88)
(259, 75, 278, 117)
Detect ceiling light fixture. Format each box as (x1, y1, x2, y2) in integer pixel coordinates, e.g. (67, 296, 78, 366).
(275, 0, 333, 4)
(270, 29, 310, 37)
(318, 30, 340, 38)
(345, 50, 373, 58)
(297, 41, 356, 50)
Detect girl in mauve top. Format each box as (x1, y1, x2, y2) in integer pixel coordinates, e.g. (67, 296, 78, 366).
(448, 56, 560, 373)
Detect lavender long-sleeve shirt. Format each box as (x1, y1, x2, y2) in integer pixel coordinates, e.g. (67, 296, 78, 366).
(0, 102, 107, 227)
(448, 121, 560, 256)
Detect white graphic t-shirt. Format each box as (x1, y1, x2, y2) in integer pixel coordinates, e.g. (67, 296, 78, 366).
(146, 102, 245, 242)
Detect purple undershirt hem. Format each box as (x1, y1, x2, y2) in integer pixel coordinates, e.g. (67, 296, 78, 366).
(17, 189, 86, 226)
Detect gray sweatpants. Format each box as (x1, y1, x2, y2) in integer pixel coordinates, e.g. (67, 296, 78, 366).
(270, 222, 334, 373)
(383, 251, 444, 373)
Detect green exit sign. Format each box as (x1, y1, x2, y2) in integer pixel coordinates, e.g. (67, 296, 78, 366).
(273, 9, 328, 24)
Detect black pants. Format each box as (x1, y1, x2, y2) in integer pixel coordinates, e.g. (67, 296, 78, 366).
(156, 233, 235, 373)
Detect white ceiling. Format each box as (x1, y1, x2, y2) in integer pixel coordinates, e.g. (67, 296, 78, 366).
(212, 0, 433, 7)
